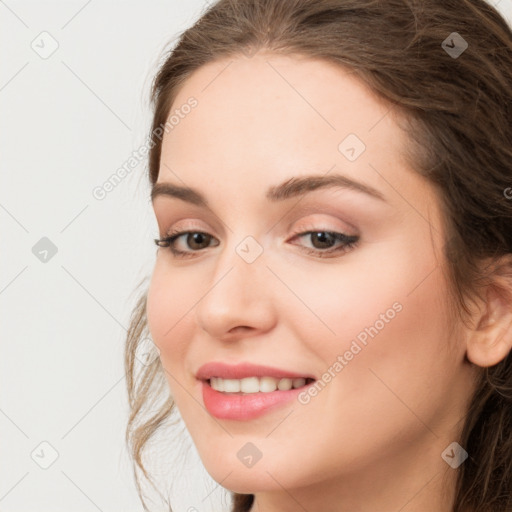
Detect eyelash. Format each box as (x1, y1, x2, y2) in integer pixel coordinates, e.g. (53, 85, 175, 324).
(154, 227, 359, 259)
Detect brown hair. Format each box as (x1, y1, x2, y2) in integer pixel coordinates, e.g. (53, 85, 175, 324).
(125, 1, 512, 511)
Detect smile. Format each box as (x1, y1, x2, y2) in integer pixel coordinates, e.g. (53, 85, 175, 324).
(208, 376, 314, 393)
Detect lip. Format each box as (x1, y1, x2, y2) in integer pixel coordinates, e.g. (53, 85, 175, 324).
(196, 361, 316, 381)
(196, 362, 316, 421)
(201, 381, 312, 420)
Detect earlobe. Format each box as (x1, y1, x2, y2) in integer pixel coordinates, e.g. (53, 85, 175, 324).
(466, 266, 512, 368)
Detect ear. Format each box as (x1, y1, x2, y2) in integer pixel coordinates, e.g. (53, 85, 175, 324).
(466, 255, 512, 368)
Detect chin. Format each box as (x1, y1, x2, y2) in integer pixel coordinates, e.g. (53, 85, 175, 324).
(209, 468, 281, 495)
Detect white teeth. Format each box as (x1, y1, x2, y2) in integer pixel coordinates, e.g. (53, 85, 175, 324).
(211, 377, 224, 392)
(223, 379, 241, 393)
(209, 376, 311, 393)
(259, 376, 277, 393)
(277, 378, 293, 391)
(240, 377, 259, 393)
(292, 378, 306, 389)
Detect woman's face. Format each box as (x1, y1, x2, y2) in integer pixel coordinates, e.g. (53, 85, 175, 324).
(147, 53, 479, 509)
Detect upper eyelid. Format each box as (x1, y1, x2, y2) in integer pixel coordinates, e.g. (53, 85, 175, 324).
(158, 209, 358, 236)
(152, 191, 367, 223)
(161, 223, 356, 240)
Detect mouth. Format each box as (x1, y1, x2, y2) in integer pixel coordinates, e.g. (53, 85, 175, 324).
(205, 376, 316, 394)
(196, 362, 317, 419)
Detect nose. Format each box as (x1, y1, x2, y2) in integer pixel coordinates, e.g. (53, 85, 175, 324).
(194, 244, 277, 341)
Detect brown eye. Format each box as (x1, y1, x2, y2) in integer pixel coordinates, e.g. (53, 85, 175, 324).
(185, 232, 212, 250)
(289, 230, 359, 258)
(154, 230, 219, 257)
(309, 232, 338, 249)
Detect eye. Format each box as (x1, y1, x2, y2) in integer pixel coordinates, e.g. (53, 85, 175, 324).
(154, 228, 359, 259)
(154, 230, 218, 258)
(288, 230, 359, 258)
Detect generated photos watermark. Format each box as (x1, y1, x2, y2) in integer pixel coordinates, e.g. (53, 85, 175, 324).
(92, 96, 198, 201)
(298, 301, 403, 404)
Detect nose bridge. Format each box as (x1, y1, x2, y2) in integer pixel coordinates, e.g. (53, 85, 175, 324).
(194, 232, 275, 338)
(211, 228, 269, 294)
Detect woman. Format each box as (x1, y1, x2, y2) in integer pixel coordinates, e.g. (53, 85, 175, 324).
(125, 1, 512, 511)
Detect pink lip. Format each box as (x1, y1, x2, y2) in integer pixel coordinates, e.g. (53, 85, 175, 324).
(201, 381, 309, 420)
(196, 362, 316, 420)
(196, 361, 315, 380)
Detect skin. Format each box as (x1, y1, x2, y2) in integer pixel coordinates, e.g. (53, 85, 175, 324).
(145, 52, 503, 511)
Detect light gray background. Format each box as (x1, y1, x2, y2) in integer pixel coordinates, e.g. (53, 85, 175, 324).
(1, 1, 511, 511)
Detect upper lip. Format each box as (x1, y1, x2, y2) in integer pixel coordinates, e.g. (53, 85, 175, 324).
(196, 362, 316, 381)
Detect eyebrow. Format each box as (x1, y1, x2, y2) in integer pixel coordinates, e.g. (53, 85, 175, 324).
(150, 173, 386, 206)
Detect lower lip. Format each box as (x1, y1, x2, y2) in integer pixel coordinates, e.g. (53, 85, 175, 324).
(201, 380, 311, 420)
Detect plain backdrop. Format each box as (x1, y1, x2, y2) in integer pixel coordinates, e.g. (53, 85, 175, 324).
(1, 1, 511, 511)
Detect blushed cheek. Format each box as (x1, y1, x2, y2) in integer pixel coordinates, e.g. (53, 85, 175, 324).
(147, 277, 204, 421)
(336, 271, 452, 410)
(301, 252, 451, 393)
(146, 266, 187, 355)
(300, 282, 454, 467)
(146, 264, 201, 390)
(286, 266, 403, 359)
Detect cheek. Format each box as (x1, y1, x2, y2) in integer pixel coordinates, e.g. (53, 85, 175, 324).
(146, 261, 193, 368)
(289, 240, 454, 411)
(281, 240, 442, 353)
(146, 261, 203, 419)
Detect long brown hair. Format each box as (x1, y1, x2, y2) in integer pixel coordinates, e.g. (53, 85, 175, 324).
(125, 1, 512, 511)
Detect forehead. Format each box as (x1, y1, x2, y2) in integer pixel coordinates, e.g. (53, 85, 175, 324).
(154, 53, 426, 225)
(160, 53, 405, 172)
